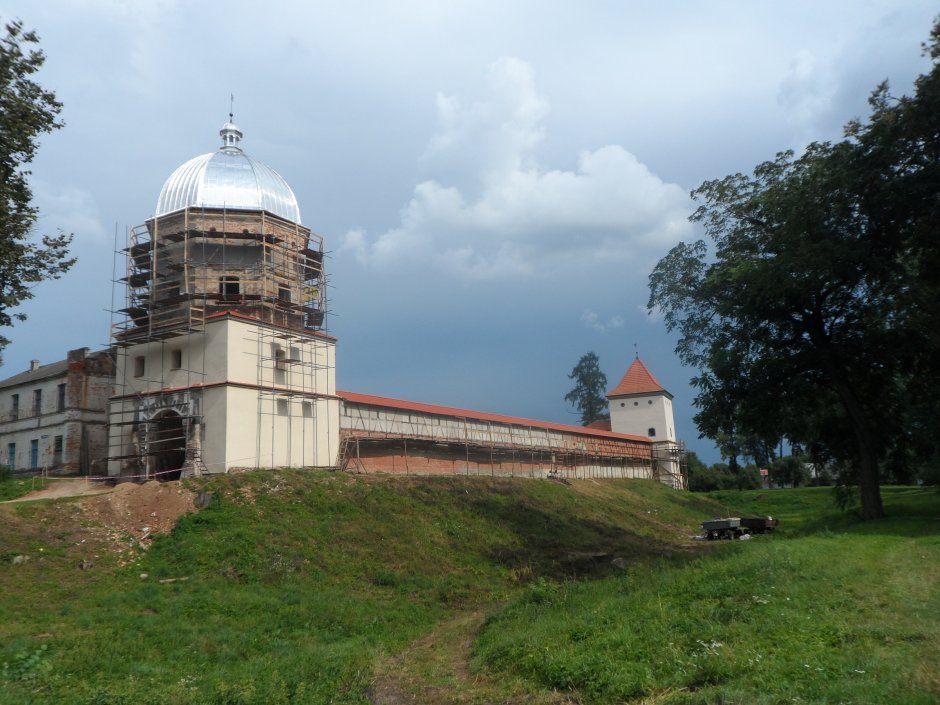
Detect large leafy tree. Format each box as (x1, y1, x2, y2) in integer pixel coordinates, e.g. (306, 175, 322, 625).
(564, 351, 610, 425)
(649, 20, 940, 520)
(0, 20, 74, 353)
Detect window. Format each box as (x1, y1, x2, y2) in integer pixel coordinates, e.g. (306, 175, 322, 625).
(648, 427, 656, 437)
(57, 383, 67, 412)
(171, 349, 182, 369)
(11, 394, 18, 420)
(33, 388, 42, 416)
(219, 276, 240, 296)
(29, 439, 39, 469)
(7, 443, 15, 469)
(278, 285, 291, 304)
(134, 356, 145, 377)
(53, 435, 63, 466)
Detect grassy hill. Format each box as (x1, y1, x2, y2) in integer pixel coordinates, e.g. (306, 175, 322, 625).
(0, 472, 937, 704)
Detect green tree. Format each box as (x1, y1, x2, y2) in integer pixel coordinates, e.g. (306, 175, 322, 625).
(0, 20, 74, 353)
(769, 455, 811, 488)
(564, 351, 609, 425)
(649, 20, 940, 520)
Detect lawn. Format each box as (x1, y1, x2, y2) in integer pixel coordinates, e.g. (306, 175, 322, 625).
(1, 474, 936, 704)
(473, 486, 940, 704)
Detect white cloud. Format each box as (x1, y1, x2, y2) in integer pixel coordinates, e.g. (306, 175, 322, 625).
(582, 310, 624, 333)
(344, 57, 693, 281)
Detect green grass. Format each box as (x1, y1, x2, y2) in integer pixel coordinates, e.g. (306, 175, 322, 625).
(0, 475, 34, 501)
(1, 473, 936, 704)
(0, 471, 713, 704)
(474, 486, 940, 704)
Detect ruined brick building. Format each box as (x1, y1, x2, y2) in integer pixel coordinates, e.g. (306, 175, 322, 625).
(0, 348, 114, 474)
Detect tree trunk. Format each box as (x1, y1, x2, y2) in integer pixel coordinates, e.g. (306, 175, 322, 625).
(807, 317, 885, 519)
(825, 363, 885, 519)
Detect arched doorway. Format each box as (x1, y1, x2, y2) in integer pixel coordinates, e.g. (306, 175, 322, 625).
(150, 411, 186, 480)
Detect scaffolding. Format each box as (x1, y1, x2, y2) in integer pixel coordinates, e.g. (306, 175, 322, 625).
(111, 208, 324, 341)
(337, 400, 663, 482)
(107, 205, 335, 478)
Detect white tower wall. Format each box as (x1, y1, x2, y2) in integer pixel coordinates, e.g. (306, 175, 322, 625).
(609, 393, 676, 441)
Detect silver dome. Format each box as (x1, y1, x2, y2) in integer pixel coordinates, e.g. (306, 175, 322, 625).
(155, 122, 301, 223)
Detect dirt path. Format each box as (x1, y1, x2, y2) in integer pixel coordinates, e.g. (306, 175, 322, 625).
(366, 610, 576, 705)
(3, 478, 113, 503)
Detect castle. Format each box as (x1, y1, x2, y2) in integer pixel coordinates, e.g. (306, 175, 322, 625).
(0, 121, 685, 488)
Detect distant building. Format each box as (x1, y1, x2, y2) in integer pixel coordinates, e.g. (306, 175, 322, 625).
(0, 348, 114, 475)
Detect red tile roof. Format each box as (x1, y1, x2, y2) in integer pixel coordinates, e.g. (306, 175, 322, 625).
(338, 390, 651, 443)
(585, 418, 612, 431)
(608, 357, 671, 398)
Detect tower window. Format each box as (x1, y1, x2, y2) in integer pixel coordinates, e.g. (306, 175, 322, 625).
(134, 356, 145, 377)
(57, 383, 67, 411)
(170, 349, 182, 369)
(219, 276, 240, 296)
(278, 286, 291, 303)
(648, 427, 656, 437)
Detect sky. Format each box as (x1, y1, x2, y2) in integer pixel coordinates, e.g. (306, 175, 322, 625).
(2, 0, 936, 464)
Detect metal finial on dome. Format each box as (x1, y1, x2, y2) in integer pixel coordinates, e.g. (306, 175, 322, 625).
(220, 96, 243, 152)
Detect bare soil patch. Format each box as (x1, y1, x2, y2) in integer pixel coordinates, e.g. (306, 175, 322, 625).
(81, 480, 196, 546)
(3, 478, 112, 503)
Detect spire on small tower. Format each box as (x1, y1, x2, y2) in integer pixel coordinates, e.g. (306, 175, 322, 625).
(219, 95, 243, 152)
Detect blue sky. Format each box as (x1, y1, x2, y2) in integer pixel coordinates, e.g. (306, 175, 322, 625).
(2, 1, 936, 463)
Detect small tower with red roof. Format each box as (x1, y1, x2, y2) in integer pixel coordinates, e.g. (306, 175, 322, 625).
(607, 356, 676, 442)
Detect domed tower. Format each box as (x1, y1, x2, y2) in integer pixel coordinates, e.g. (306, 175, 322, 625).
(108, 120, 338, 478)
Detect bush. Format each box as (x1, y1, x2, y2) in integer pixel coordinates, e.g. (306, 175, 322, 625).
(769, 455, 811, 488)
(915, 462, 940, 488)
(688, 462, 733, 492)
(687, 457, 762, 492)
(735, 464, 763, 490)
